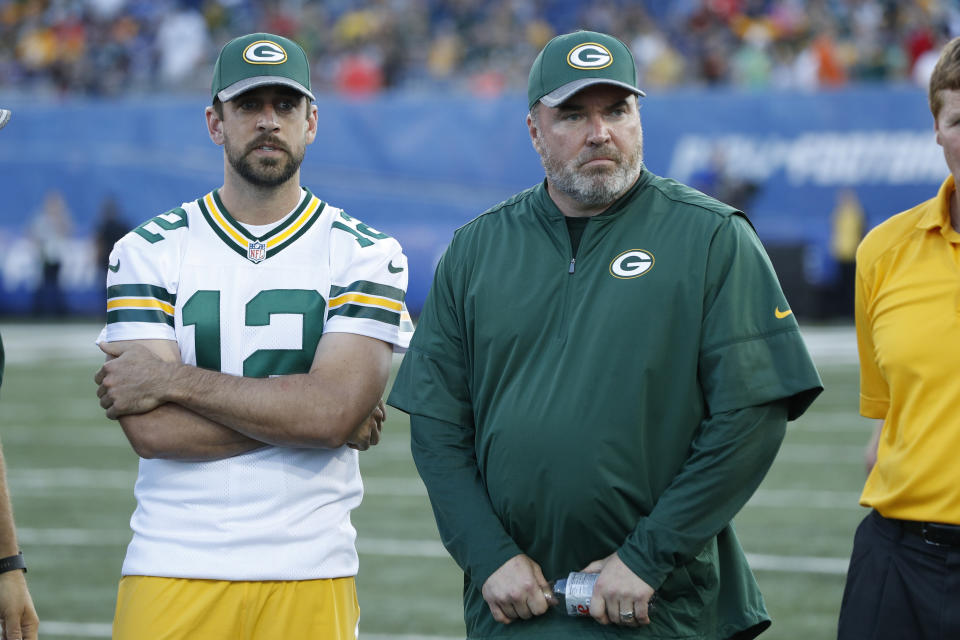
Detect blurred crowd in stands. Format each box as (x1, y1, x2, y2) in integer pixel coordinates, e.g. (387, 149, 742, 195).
(1, 0, 957, 98)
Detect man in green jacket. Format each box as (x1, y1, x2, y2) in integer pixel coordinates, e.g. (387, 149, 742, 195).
(388, 31, 822, 640)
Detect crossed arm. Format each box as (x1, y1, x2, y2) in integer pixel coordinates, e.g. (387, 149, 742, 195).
(95, 332, 392, 461)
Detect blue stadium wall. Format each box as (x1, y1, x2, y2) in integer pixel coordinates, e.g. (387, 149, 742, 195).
(0, 85, 944, 316)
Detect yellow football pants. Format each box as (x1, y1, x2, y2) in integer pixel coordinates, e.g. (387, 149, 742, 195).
(113, 575, 359, 640)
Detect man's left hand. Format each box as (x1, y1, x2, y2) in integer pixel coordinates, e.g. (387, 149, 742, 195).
(581, 552, 655, 627)
(0, 571, 39, 640)
(347, 399, 385, 451)
(95, 342, 175, 419)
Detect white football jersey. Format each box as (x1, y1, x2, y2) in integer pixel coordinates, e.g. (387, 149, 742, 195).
(98, 188, 412, 580)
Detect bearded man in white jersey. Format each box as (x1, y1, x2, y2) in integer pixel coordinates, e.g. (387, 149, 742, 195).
(94, 33, 411, 639)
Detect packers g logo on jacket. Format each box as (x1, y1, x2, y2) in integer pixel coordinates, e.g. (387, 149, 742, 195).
(610, 249, 654, 279)
(243, 41, 287, 65)
(567, 43, 613, 70)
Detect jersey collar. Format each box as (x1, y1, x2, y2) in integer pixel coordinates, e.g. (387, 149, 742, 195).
(198, 188, 327, 262)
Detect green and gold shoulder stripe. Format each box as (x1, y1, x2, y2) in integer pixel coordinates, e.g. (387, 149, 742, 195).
(328, 281, 404, 326)
(198, 189, 326, 263)
(106, 284, 176, 327)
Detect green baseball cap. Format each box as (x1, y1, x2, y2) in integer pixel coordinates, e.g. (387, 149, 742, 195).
(527, 30, 644, 110)
(211, 32, 315, 103)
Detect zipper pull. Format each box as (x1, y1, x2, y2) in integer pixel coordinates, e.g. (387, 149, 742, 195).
(568, 258, 576, 274)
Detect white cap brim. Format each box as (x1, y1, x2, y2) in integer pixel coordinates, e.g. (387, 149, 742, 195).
(217, 76, 315, 103)
(540, 78, 644, 107)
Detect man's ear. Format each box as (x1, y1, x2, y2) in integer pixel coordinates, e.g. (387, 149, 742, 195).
(305, 103, 319, 144)
(206, 105, 225, 146)
(527, 113, 543, 155)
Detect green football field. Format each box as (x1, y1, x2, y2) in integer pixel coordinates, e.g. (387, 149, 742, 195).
(0, 322, 868, 639)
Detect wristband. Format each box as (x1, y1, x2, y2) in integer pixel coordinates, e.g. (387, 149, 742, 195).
(0, 552, 26, 574)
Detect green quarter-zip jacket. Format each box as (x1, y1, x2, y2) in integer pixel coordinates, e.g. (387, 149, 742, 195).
(389, 169, 823, 639)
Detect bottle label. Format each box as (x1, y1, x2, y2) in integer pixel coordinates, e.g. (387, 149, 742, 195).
(564, 572, 598, 616)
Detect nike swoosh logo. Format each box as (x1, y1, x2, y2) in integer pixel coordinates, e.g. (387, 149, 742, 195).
(108, 260, 120, 273)
(387, 261, 404, 274)
(775, 307, 793, 319)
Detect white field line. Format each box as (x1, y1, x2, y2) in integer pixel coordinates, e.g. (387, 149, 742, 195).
(793, 412, 876, 432)
(0, 425, 125, 446)
(35, 621, 113, 638)
(776, 443, 865, 463)
(17, 528, 130, 546)
(358, 537, 449, 558)
(0, 323, 102, 364)
(14, 529, 850, 575)
(2, 398, 111, 417)
(746, 553, 849, 575)
(799, 326, 857, 365)
(362, 436, 412, 457)
(363, 636, 463, 640)
(749, 489, 864, 509)
(38, 621, 464, 640)
(363, 477, 427, 496)
(7, 468, 134, 491)
(8, 469, 864, 510)
(6, 469, 430, 496)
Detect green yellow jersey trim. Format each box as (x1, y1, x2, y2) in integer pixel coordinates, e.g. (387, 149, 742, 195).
(328, 280, 405, 326)
(198, 189, 326, 263)
(106, 284, 177, 327)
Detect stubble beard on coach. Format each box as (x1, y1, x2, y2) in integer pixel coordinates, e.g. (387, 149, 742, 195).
(540, 134, 643, 207)
(225, 134, 304, 188)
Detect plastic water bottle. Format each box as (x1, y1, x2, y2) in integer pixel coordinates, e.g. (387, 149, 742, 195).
(549, 571, 598, 616)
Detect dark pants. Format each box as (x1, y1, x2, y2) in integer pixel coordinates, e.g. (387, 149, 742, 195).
(838, 510, 960, 640)
(32, 260, 66, 316)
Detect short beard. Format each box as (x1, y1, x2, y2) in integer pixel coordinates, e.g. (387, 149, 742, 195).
(537, 129, 643, 207)
(225, 133, 303, 188)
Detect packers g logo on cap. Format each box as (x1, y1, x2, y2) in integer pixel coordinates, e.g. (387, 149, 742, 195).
(567, 43, 613, 70)
(243, 40, 287, 65)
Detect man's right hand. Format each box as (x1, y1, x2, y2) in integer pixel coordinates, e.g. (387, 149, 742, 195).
(96, 340, 178, 418)
(481, 554, 554, 624)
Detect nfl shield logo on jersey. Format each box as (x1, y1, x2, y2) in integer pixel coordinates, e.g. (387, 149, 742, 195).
(247, 240, 267, 263)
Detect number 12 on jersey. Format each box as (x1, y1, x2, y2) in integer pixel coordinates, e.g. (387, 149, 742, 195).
(182, 289, 325, 378)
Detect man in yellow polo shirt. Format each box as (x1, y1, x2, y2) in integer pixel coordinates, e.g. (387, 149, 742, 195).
(839, 36, 960, 640)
